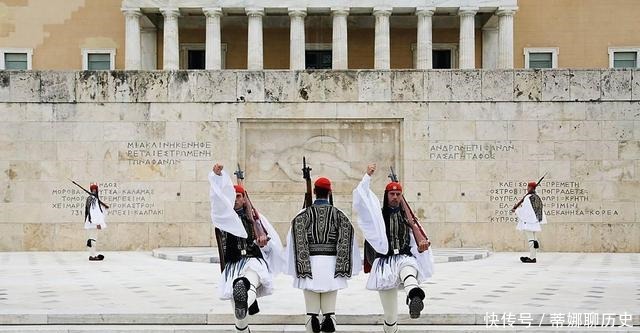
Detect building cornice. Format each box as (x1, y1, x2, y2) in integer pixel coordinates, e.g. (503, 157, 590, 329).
(122, 0, 517, 13)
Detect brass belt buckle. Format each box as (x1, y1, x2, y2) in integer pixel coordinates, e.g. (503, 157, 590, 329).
(241, 250, 247, 255)
(393, 249, 399, 255)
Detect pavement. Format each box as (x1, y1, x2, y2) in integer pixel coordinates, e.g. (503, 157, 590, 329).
(150, 247, 492, 264)
(0, 250, 638, 332)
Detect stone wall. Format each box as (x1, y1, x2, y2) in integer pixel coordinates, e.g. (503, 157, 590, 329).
(0, 69, 639, 252)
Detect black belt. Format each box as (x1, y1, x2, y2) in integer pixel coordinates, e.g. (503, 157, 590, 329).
(376, 246, 412, 258)
(309, 243, 337, 256)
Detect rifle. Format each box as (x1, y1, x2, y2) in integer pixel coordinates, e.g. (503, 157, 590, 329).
(68, 179, 110, 209)
(511, 172, 547, 211)
(234, 164, 269, 245)
(302, 157, 313, 208)
(388, 166, 430, 252)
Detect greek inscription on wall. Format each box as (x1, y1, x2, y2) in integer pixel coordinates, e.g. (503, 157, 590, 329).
(489, 181, 619, 223)
(428, 141, 516, 160)
(51, 182, 163, 217)
(123, 141, 212, 165)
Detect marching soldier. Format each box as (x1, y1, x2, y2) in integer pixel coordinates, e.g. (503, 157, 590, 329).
(84, 183, 108, 261)
(352, 164, 434, 333)
(286, 165, 361, 333)
(512, 181, 547, 263)
(209, 163, 286, 333)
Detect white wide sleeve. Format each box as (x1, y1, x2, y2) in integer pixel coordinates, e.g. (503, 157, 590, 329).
(284, 209, 306, 277)
(257, 212, 286, 275)
(409, 233, 435, 281)
(515, 194, 538, 225)
(352, 173, 389, 254)
(208, 170, 247, 238)
(285, 228, 297, 277)
(350, 234, 362, 276)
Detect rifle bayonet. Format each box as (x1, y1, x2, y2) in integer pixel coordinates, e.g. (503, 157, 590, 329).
(388, 166, 399, 182)
(234, 163, 245, 182)
(302, 157, 313, 208)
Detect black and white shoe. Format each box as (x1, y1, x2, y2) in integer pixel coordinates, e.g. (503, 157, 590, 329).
(521, 257, 537, 263)
(320, 313, 336, 332)
(232, 277, 250, 320)
(306, 313, 321, 333)
(407, 287, 425, 319)
(235, 324, 250, 332)
(383, 321, 399, 333)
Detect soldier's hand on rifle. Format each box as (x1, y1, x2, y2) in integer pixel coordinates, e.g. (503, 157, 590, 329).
(213, 163, 223, 176)
(256, 234, 268, 247)
(418, 238, 430, 252)
(510, 208, 516, 214)
(367, 163, 376, 176)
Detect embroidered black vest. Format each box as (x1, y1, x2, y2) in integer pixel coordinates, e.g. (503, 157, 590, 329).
(291, 201, 354, 278)
(529, 192, 544, 222)
(219, 208, 263, 264)
(379, 207, 412, 257)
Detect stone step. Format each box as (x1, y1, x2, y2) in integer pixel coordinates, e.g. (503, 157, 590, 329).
(3, 313, 637, 327)
(0, 313, 481, 325)
(151, 247, 492, 264)
(0, 325, 637, 333)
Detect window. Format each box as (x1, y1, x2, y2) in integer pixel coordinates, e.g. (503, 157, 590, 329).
(608, 48, 639, 68)
(305, 43, 332, 69)
(0, 48, 33, 70)
(82, 48, 116, 70)
(180, 43, 227, 69)
(528, 53, 552, 68)
(188, 49, 205, 69)
(432, 50, 452, 69)
(411, 43, 458, 69)
(306, 50, 332, 69)
(524, 48, 559, 69)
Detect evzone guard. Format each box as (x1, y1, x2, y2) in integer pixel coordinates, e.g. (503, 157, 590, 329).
(512, 177, 547, 263)
(352, 164, 434, 333)
(72, 180, 109, 261)
(286, 158, 361, 332)
(209, 163, 286, 333)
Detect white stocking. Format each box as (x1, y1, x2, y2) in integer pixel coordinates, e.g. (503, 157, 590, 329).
(526, 231, 537, 259)
(244, 269, 261, 307)
(400, 266, 419, 294)
(303, 290, 321, 333)
(320, 290, 337, 314)
(378, 288, 398, 332)
(86, 229, 97, 257)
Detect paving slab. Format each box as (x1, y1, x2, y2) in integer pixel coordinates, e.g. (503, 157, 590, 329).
(151, 247, 492, 264)
(0, 251, 638, 328)
(0, 325, 638, 333)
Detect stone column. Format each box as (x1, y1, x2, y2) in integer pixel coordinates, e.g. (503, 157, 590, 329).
(458, 7, 478, 69)
(160, 7, 180, 70)
(246, 8, 264, 70)
(331, 7, 349, 69)
(123, 8, 142, 70)
(289, 8, 307, 70)
(497, 7, 517, 69)
(373, 7, 392, 70)
(415, 7, 435, 69)
(141, 27, 158, 70)
(203, 7, 223, 70)
(482, 27, 499, 69)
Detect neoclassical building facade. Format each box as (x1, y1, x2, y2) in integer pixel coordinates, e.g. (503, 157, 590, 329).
(0, 0, 639, 252)
(119, 0, 518, 71)
(1, 0, 640, 71)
